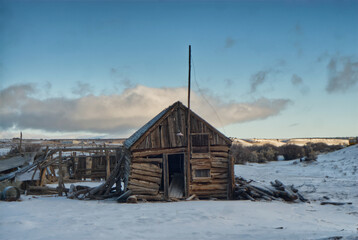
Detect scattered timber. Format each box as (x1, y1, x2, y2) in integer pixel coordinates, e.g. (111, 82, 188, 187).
(27, 186, 68, 195)
(234, 177, 308, 202)
(320, 201, 352, 206)
(68, 149, 128, 200)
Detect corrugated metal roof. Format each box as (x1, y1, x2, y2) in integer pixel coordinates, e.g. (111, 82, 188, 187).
(123, 104, 172, 149)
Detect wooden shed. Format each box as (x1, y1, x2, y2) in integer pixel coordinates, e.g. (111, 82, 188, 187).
(122, 101, 234, 200)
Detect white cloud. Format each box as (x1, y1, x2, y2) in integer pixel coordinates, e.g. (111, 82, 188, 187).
(0, 84, 291, 136)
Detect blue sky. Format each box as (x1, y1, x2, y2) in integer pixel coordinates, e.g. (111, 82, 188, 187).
(0, 0, 357, 139)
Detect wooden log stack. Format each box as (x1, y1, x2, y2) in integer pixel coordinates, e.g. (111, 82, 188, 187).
(234, 177, 308, 202)
(127, 158, 163, 201)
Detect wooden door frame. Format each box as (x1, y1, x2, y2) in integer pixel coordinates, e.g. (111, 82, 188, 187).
(163, 153, 186, 200)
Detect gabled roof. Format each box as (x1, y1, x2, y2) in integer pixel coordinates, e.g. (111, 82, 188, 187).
(123, 101, 232, 150)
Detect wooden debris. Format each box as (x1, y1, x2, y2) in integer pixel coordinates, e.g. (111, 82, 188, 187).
(186, 194, 197, 201)
(126, 195, 138, 203)
(117, 190, 132, 203)
(234, 177, 307, 202)
(27, 186, 67, 195)
(68, 149, 127, 200)
(320, 201, 352, 206)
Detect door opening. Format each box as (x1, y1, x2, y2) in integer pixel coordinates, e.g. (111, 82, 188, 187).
(167, 153, 185, 198)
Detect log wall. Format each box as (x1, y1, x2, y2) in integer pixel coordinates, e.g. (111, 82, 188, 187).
(127, 145, 232, 200)
(189, 146, 230, 199)
(127, 156, 164, 200)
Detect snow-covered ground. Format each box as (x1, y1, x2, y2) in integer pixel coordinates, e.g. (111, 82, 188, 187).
(0, 147, 11, 157)
(1, 146, 358, 240)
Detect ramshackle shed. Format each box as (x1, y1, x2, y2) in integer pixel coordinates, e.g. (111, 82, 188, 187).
(122, 101, 234, 201)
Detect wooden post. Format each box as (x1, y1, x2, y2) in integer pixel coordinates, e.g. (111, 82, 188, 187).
(228, 155, 235, 200)
(186, 45, 191, 197)
(105, 146, 110, 180)
(163, 154, 169, 200)
(19, 131, 22, 153)
(58, 150, 64, 196)
(40, 168, 47, 186)
(73, 152, 77, 179)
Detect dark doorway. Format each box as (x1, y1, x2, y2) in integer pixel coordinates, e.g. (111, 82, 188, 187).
(167, 153, 185, 198)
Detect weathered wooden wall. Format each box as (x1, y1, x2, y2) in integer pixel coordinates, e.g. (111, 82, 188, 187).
(134, 107, 229, 150)
(127, 156, 164, 200)
(74, 155, 116, 180)
(189, 146, 230, 198)
(127, 146, 231, 200)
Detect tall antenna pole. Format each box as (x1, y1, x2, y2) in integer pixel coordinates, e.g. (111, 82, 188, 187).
(187, 45, 191, 133)
(186, 45, 191, 196)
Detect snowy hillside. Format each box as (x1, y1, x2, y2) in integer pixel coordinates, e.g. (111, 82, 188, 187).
(237, 144, 358, 203)
(0, 146, 357, 240)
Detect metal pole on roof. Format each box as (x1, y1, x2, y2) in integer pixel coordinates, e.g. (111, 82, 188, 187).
(186, 45, 191, 197)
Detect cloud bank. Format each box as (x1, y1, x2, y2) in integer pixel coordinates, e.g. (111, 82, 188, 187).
(0, 84, 291, 135)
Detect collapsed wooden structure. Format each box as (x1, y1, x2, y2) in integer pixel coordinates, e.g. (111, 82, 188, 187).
(0, 146, 120, 195)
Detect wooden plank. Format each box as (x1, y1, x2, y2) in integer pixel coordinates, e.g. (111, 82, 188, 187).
(58, 150, 64, 196)
(193, 191, 227, 198)
(184, 153, 189, 198)
(151, 128, 161, 149)
(129, 179, 160, 189)
(130, 168, 162, 178)
(132, 157, 163, 163)
(211, 172, 228, 179)
(132, 148, 186, 157)
(210, 168, 227, 173)
(211, 179, 228, 184)
(211, 152, 229, 158)
(39, 168, 47, 186)
(175, 108, 184, 146)
(130, 173, 161, 184)
(191, 162, 211, 169)
(228, 155, 235, 200)
(167, 114, 177, 148)
(161, 118, 169, 148)
(190, 158, 211, 164)
(212, 157, 228, 162)
(190, 184, 228, 191)
(128, 186, 159, 195)
(55, 147, 119, 152)
(192, 177, 211, 183)
(192, 153, 210, 159)
(210, 146, 229, 152)
(131, 163, 162, 173)
(163, 154, 169, 200)
(179, 108, 187, 142)
(211, 162, 228, 168)
(105, 148, 110, 180)
(191, 189, 227, 195)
